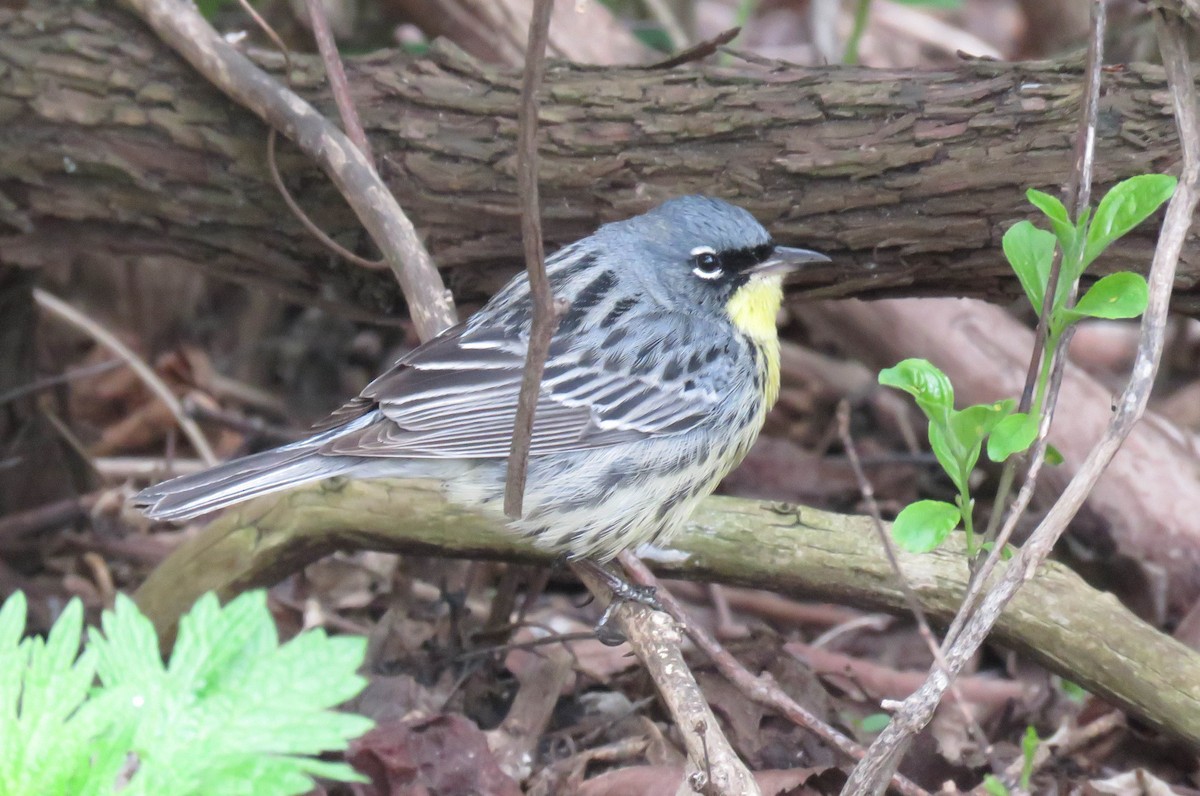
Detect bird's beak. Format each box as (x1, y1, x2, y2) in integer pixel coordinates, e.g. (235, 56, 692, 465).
(750, 246, 831, 277)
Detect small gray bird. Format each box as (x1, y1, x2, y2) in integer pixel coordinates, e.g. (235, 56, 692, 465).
(135, 196, 827, 562)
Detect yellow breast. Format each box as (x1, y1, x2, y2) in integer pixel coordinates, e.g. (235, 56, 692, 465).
(724, 274, 783, 408)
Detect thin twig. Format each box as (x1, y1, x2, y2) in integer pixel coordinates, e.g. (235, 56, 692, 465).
(303, 0, 373, 163)
(123, 0, 456, 341)
(987, 0, 1107, 544)
(236, 0, 385, 272)
(617, 553, 931, 796)
(504, 0, 559, 519)
(0, 492, 101, 547)
(0, 359, 124, 407)
(842, 6, 1200, 791)
(945, 347, 1070, 651)
(573, 561, 762, 794)
(266, 130, 387, 270)
(645, 27, 740, 70)
(835, 402, 997, 769)
(970, 0, 1105, 636)
(232, 0, 292, 78)
(33, 289, 218, 466)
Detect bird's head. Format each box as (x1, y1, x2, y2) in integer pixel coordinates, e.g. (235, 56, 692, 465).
(595, 195, 829, 339)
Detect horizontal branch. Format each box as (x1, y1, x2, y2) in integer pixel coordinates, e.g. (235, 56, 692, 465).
(2, 1, 1199, 318)
(133, 477, 1200, 748)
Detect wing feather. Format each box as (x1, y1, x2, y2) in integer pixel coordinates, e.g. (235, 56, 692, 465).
(318, 289, 732, 459)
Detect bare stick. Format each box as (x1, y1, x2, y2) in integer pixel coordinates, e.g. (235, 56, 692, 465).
(985, 0, 1107, 542)
(33, 289, 218, 466)
(303, 0, 373, 164)
(959, 0, 1105, 643)
(616, 553, 930, 796)
(572, 562, 762, 795)
(647, 27, 740, 70)
(121, 0, 455, 341)
(842, 7, 1200, 792)
(835, 402, 995, 767)
(233, 0, 292, 78)
(504, 0, 558, 519)
(230, 1, 384, 272)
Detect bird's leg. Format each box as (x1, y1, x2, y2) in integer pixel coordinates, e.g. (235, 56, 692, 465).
(569, 558, 662, 646)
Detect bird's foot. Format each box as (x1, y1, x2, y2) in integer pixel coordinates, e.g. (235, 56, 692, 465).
(571, 558, 662, 646)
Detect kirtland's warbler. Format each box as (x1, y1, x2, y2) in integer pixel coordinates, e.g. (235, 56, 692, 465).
(135, 196, 828, 562)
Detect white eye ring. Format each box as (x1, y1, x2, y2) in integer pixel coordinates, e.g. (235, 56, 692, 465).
(690, 246, 723, 280)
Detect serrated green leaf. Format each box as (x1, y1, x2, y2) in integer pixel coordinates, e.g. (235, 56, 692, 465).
(892, 500, 961, 553)
(987, 412, 1039, 462)
(3, 587, 371, 796)
(879, 358, 954, 424)
(119, 589, 370, 796)
(93, 592, 164, 687)
(0, 591, 26, 651)
(1067, 272, 1149, 321)
(1084, 174, 1177, 266)
(1002, 221, 1057, 312)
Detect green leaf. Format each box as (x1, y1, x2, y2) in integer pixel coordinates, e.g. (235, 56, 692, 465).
(1020, 725, 1040, 788)
(88, 589, 372, 796)
(950, 401, 1014, 448)
(1026, 188, 1075, 247)
(879, 359, 954, 425)
(195, 0, 234, 19)
(1045, 444, 1064, 466)
(979, 541, 1016, 560)
(858, 713, 891, 733)
(987, 412, 1039, 462)
(1067, 272, 1149, 321)
(1002, 221, 1057, 312)
(1084, 174, 1177, 266)
(892, 500, 961, 553)
(927, 423, 965, 493)
(946, 400, 1014, 483)
(982, 774, 1010, 796)
(1059, 678, 1088, 702)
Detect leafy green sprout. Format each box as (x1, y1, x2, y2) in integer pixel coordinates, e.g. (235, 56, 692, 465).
(879, 174, 1176, 555)
(979, 725, 1042, 795)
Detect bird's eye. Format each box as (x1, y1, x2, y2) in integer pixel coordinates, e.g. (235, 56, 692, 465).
(690, 247, 723, 280)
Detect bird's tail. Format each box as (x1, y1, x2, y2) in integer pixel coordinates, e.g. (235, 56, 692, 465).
(132, 444, 354, 521)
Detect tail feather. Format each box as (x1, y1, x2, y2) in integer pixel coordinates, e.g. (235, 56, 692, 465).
(133, 446, 352, 521)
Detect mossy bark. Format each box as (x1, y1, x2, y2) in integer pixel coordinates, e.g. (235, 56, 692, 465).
(134, 479, 1200, 749)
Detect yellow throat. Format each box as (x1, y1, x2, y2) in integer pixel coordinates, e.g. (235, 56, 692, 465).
(724, 273, 783, 407)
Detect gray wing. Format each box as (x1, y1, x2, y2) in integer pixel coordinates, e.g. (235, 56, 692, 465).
(320, 312, 736, 459)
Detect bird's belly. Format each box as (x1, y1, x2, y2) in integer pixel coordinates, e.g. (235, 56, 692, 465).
(440, 400, 767, 562)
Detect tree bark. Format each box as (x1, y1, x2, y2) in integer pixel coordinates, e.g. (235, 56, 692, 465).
(2, 1, 1197, 320)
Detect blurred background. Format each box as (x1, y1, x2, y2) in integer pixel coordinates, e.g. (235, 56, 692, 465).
(3, 0, 1199, 791)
